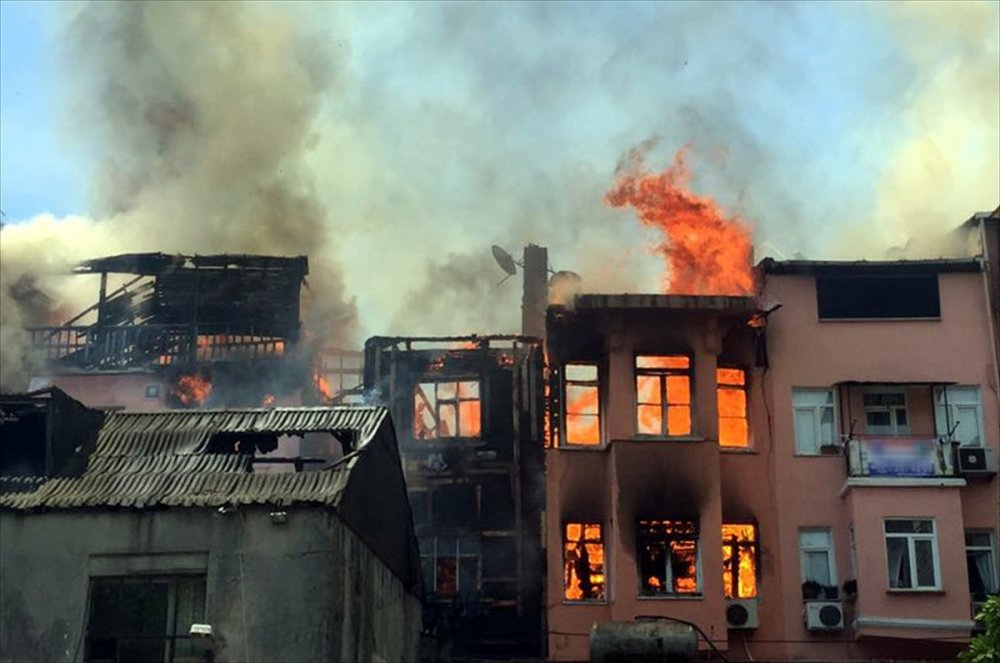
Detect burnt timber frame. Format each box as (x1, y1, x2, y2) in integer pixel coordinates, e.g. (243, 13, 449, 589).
(363, 335, 545, 660)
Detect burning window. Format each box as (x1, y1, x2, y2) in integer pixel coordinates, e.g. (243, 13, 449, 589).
(420, 537, 481, 598)
(635, 355, 691, 436)
(637, 520, 699, 596)
(717, 368, 748, 448)
(413, 380, 482, 439)
(722, 524, 758, 599)
(564, 363, 600, 446)
(563, 523, 606, 601)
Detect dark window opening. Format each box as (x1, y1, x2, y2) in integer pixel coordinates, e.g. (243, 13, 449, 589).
(638, 520, 699, 596)
(85, 575, 205, 663)
(816, 274, 941, 319)
(432, 483, 478, 527)
(0, 407, 46, 476)
(421, 537, 481, 599)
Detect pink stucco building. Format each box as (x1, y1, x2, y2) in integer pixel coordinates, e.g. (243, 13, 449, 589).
(544, 258, 999, 661)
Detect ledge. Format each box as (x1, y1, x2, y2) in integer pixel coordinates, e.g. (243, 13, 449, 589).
(839, 477, 966, 496)
(853, 615, 975, 631)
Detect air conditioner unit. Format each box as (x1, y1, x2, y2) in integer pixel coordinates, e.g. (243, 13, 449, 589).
(957, 447, 998, 476)
(805, 601, 844, 631)
(726, 598, 759, 630)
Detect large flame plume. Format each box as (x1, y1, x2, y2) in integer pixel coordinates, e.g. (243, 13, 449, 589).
(605, 141, 754, 296)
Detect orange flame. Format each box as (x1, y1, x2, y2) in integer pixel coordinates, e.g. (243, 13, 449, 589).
(605, 143, 753, 295)
(173, 373, 212, 405)
(313, 370, 334, 401)
(261, 393, 275, 407)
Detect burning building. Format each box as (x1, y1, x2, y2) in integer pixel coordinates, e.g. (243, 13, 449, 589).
(543, 257, 999, 661)
(23, 252, 356, 409)
(0, 388, 422, 662)
(364, 335, 545, 660)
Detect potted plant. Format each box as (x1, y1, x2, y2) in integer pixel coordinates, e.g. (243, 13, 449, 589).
(842, 579, 858, 598)
(802, 580, 822, 600)
(821, 584, 840, 600)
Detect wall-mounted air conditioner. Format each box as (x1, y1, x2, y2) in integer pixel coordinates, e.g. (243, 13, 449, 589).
(804, 601, 844, 631)
(726, 598, 759, 630)
(957, 447, 998, 477)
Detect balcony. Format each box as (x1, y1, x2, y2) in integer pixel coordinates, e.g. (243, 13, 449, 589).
(845, 436, 957, 479)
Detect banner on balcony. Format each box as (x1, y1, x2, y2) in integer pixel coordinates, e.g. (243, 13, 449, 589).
(866, 437, 938, 477)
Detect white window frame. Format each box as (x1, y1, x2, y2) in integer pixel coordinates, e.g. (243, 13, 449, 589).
(935, 386, 985, 447)
(798, 528, 837, 586)
(863, 388, 910, 436)
(792, 388, 838, 455)
(965, 529, 999, 595)
(884, 518, 941, 591)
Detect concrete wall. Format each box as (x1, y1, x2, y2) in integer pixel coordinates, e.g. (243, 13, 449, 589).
(0, 506, 421, 663)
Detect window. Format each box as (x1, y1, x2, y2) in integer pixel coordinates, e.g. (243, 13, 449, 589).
(966, 530, 998, 600)
(799, 528, 837, 586)
(413, 380, 481, 439)
(935, 386, 984, 446)
(816, 274, 940, 319)
(420, 537, 481, 598)
(563, 523, 606, 601)
(85, 575, 205, 663)
(885, 519, 939, 590)
(635, 355, 692, 436)
(717, 368, 748, 448)
(637, 520, 699, 596)
(564, 363, 600, 446)
(864, 391, 909, 435)
(722, 524, 757, 598)
(793, 389, 837, 454)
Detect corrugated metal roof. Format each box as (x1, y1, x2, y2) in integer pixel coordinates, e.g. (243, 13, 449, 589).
(1, 406, 388, 511)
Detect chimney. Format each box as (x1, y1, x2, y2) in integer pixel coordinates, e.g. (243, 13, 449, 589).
(522, 244, 548, 338)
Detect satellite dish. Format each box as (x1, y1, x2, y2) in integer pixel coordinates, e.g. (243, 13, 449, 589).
(491, 245, 518, 276)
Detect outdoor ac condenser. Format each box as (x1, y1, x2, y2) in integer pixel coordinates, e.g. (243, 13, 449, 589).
(957, 447, 997, 475)
(726, 598, 759, 629)
(805, 601, 844, 631)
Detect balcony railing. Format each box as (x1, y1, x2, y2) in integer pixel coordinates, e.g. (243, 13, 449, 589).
(845, 436, 957, 478)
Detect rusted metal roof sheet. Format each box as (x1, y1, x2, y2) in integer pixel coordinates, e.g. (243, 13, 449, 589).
(0, 406, 388, 511)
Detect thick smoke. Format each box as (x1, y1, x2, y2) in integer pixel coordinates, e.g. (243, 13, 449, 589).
(0, 2, 357, 389)
(2, 2, 998, 389)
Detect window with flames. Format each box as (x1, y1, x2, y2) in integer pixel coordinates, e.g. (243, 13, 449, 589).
(723, 523, 758, 598)
(564, 363, 601, 446)
(563, 522, 606, 601)
(413, 380, 482, 439)
(717, 368, 749, 448)
(636, 356, 692, 436)
(637, 520, 699, 596)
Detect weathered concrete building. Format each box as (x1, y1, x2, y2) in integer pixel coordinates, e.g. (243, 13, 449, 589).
(0, 389, 422, 663)
(364, 335, 546, 660)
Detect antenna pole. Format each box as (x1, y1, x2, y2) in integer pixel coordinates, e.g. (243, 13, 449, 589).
(522, 245, 548, 338)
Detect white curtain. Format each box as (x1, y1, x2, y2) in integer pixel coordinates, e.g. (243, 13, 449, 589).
(886, 539, 907, 588)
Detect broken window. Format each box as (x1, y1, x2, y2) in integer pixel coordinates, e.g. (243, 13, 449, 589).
(637, 520, 699, 596)
(414, 380, 482, 439)
(420, 537, 481, 598)
(563, 523, 606, 601)
(722, 524, 758, 598)
(564, 363, 600, 445)
(717, 368, 749, 448)
(85, 575, 205, 663)
(635, 355, 691, 436)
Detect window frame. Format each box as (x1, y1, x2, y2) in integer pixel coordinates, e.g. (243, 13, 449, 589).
(717, 367, 750, 449)
(419, 536, 482, 599)
(965, 529, 999, 598)
(798, 527, 837, 587)
(562, 521, 608, 603)
(636, 519, 701, 598)
(562, 362, 602, 447)
(884, 518, 941, 591)
(863, 388, 910, 436)
(84, 574, 206, 663)
(935, 386, 985, 447)
(634, 354, 694, 438)
(792, 388, 839, 455)
(413, 379, 483, 441)
(722, 523, 758, 598)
